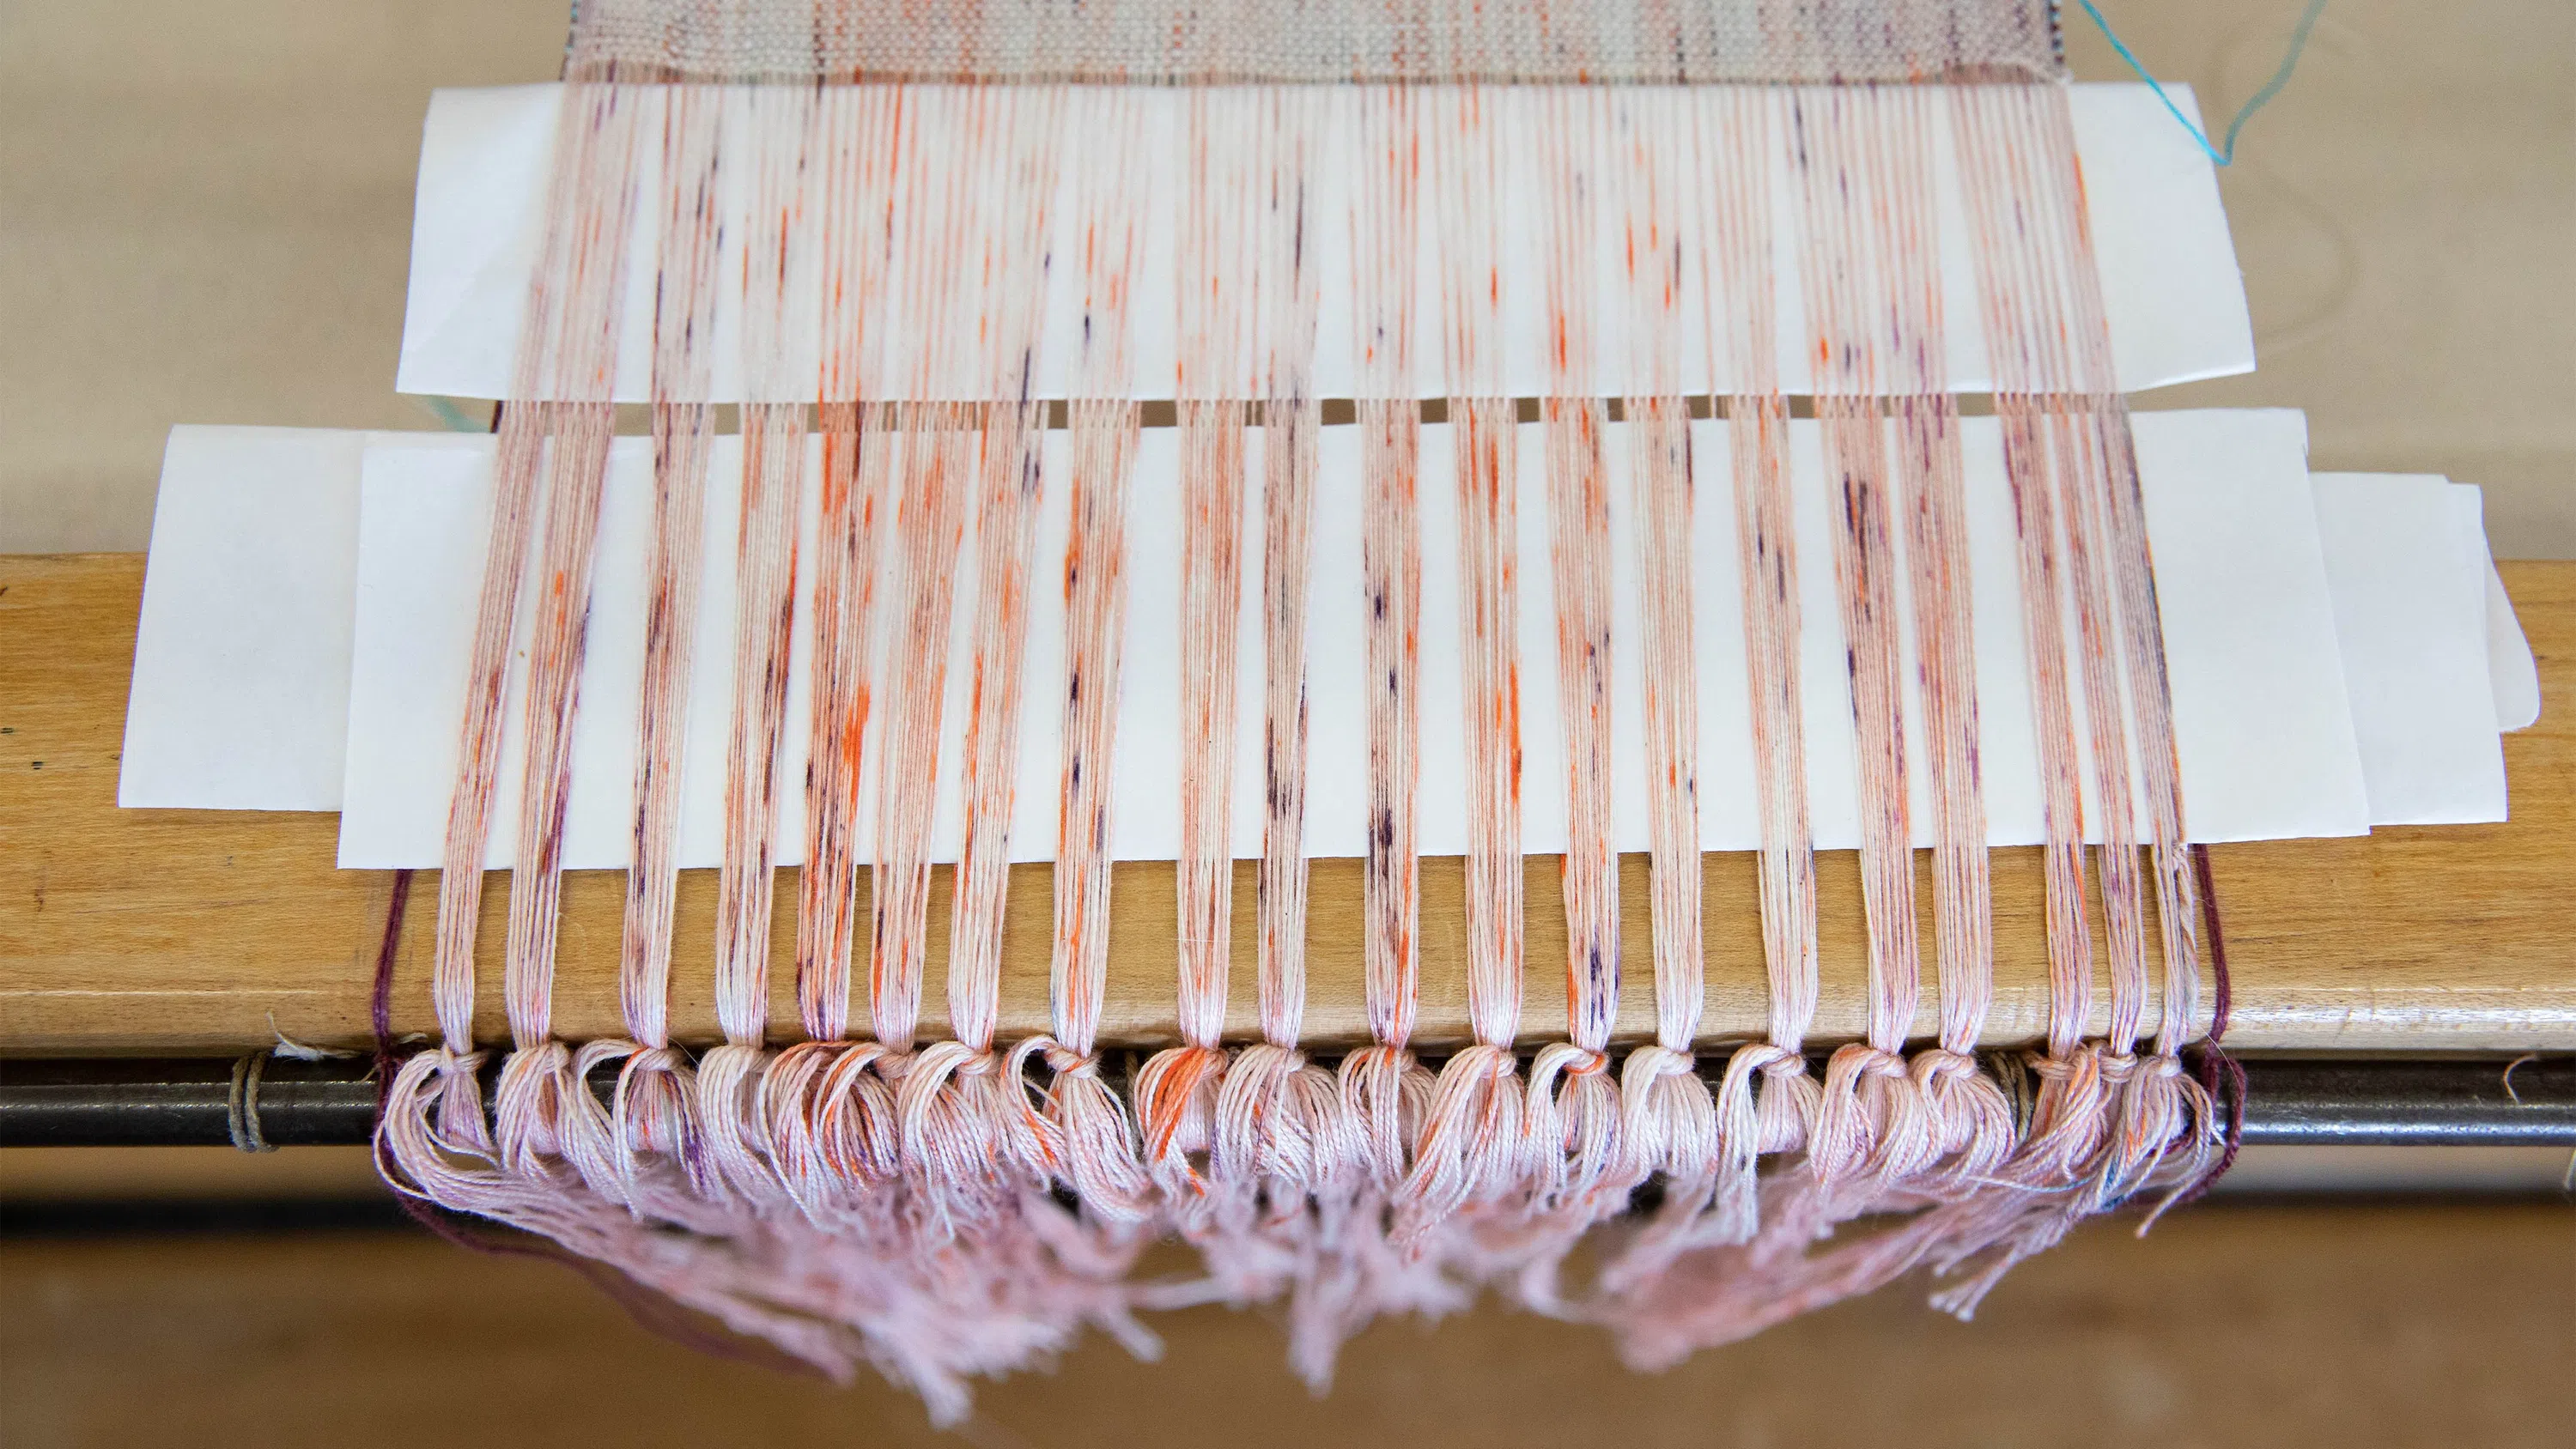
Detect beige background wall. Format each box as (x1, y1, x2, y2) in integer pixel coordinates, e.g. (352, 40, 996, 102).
(1, 1, 2568, 556)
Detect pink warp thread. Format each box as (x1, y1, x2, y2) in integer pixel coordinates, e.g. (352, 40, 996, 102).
(374, 24, 2241, 1416)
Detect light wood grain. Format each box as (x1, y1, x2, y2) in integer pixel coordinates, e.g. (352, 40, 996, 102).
(3, 554, 2569, 1054)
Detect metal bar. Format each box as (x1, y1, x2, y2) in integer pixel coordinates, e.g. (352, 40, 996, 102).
(2, 1053, 2569, 1149)
(2233, 1056, 2576, 1146)
(0, 1057, 382, 1149)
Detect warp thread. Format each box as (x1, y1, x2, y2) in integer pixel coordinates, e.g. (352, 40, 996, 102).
(374, 1, 2230, 1421)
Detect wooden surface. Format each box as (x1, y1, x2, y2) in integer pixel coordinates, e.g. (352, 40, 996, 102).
(3, 1203, 2568, 1448)
(3, 553, 2570, 1055)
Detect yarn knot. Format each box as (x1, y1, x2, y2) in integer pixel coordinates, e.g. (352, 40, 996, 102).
(1736, 1042, 1805, 1080)
(1622, 1043, 1698, 1087)
(1045, 1043, 1102, 1078)
(1911, 1046, 1983, 1088)
(624, 1045, 686, 1076)
(1557, 1044, 1612, 1077)
(1841, 1044, 1909, 1081)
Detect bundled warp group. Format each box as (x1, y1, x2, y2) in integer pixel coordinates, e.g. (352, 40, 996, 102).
(378, 2, 2225, 1419)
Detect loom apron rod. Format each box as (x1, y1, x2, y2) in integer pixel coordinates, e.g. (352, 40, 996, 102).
(3, 1055, 2567, 1150)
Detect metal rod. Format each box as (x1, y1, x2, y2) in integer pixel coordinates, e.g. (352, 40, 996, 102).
(2233, 1056, 2576, 1147)
(1, 1053, 2569, 1149)
(0, 1057, 381, 1149)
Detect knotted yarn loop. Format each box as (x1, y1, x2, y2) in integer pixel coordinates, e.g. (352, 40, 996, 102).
(1614, 1043, 1716, 1184)
(1835, 1043, 1911, 1082)
(493, 1038, 576, 1175)
(422, 1046, 495, 1155)
(1042, 1040, 1104, 1078)
(1910, 1047, 1983, 1090)
(1527, 1041, 1629, 1210)
(2104, 1052, 2213, 1219)
(757, 1038, 850, 1205)
(1712, 1041, 1819, 1156)
(1910, 1046, 2015, 1178)
(378, 1047, 497, 1203)
(1623, 1043, 1697, 1088)
(1217, 1042, 1341, 1191)
(1759, 1052, 1810, 1084)
(807, 1039, 900, 1189)
(606, 1040, 699, 1189)
(1023, 1035, 1156, 1223)
(1339, 1044, 1431, 1188)
(543, 1038, 659, 1208)
(1396, 1043, 1528, 1239)
(689, 1042, 784, 1203)
(899, 1039, 992, 1110)
(1134, 1042, 1230, 1191)
(896, 1039, 1044, 1220)
(1811, 1043, 1922, 1183)
(1542, 1043, 1612, 1078)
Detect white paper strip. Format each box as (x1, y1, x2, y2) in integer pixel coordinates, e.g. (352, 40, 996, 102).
(394, 82, 2251, 403)
(2312, 474, 2510, 825)
(119, 426, 366, 812)
(2479, 520, 2543, 733)
(2131, 409, 2373, 845)
(130, 421, 2527, 855)
(318, 409, 2352, 868)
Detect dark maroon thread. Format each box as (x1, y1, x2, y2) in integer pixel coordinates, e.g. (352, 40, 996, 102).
(370, 868, 416, 1058)
(2174, 842, 2245, 1206)
(368, 865, 418, 1214)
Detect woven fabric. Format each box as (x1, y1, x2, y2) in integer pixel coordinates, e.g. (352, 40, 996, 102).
(568, 0, 2063, 84)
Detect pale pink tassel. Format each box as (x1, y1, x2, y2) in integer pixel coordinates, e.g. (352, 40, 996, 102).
(1584, 1042, 1809, 1347)
(1135, 1043, 1350, 1313)
(1591, 1046, 1716, 1294)
(1282, 1046, 1463, 1388)
(897, 1042, 1042, 1229)
(666, 1043, 764, 1202)
(1130, 1046, 1226, 1202)
(598, 1045, 712, 1209)
(1022, 1042, 1152, 1228)
(758, 1041, 871, 1219)
(379, 1050, 493, 1208)
(1911, 1049, 2020, 1194)
(1221, 1046, 1363, 1295)
(1487, 1046, 1631, 1314)
(540, 1040, 638, 1204)
(1394, 1045, 1529, 1245)
(2100, 1053, 2221, 1224)
(1712, 1057, 1953, 1329)
(1714, 1045, 1818, 1247)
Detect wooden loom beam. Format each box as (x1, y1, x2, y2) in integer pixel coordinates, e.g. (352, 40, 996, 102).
(3, 554, 2569, 1056)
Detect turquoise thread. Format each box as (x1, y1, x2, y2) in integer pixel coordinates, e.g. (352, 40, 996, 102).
(420, 396, 488, 433)
(2076, 0, 2329, 167)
